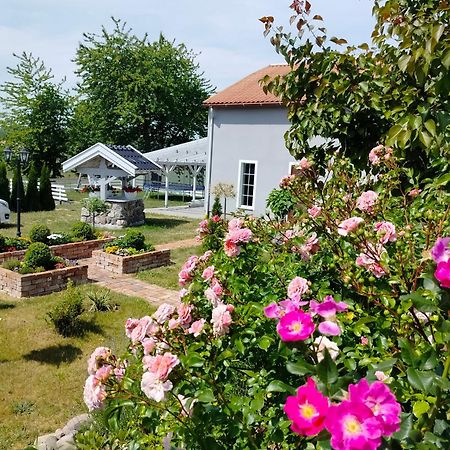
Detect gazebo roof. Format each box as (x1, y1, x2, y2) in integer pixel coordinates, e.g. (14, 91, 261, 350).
(144, 138, 207, 167)
(63, 143, 161, 176)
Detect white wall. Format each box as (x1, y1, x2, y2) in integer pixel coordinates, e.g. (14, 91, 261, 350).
(206, 107, 295, 216)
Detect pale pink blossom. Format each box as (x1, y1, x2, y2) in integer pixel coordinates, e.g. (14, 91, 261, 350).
(188, 319, 206, 337)
(141, 372, 173, 402)
(356, 190, 379, 213)
(287, 276, 309, 299)
(205, 287, 220, 307)
(179, 288, 188, 299)
(307, 206, 322, 218)
(153, 304, 176, 324)
(84, 375, 107, 411)
(280, 174, 295, 188)
(210, 278, 223, 296)
(168, 318, 181, 330)
(177, 394, 197, 417)
(125, 318, 140, 339)
(143, 352, 180, 381)
(318, 321, 342, 336)
(337, 217, 364, 236)
(375, 371, 388, 382)
(408, 188, 422, 198)
(361, 336, 369, 345)
(95, 365, 113, 383)
(356, 243, 387, 278)
(296, 233, 320, 261)
(114, 367, 125, 381)
(211, 303, 234, 336)
(130, 316, 155, 343)
(142, 337, 156, 355)
(368, 145, 383, 165)
(228, 218, 244, 231)
(313, 336, 339, 362)
(87, 347, 111, 375)
(202, 265, 215, 281)
(297, 157, 312, 171)
(374, 221, 397, 244)
(199, 250, 213, 262)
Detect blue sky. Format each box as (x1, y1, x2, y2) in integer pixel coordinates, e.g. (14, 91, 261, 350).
(0, 0, 374, 91)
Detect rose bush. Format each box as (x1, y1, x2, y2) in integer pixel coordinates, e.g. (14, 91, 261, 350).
(77, 147, 450, 449)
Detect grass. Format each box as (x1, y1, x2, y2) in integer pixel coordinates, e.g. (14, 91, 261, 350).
(135, 245, 201, 290)
(0, 285, 153, 450)
(0, 194, 198, 246)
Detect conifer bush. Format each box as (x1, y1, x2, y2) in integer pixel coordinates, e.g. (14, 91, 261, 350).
(39, 164, 55, 211)
(25, 162, 40, 211)
(0, 160, 10, 204)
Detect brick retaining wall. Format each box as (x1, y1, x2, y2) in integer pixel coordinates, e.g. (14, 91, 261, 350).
(0, 238, 114, 264)
(0, 264, 88, 298)
(92, 249, 171, 274)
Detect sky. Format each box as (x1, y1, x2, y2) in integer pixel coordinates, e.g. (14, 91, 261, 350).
(0, 0, 375, 92)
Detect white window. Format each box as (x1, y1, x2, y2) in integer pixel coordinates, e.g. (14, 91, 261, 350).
(238, 161, 257, 210)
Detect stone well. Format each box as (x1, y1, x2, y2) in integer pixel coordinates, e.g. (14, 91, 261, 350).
(81, 199, 145, 229)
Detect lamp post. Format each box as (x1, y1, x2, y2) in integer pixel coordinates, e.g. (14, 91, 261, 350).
(4, 147, 30, 237)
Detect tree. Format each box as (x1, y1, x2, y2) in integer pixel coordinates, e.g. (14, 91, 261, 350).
(0, 161, 10, 204)
(25, 162, 40, 211)
(10, 164, 25, 212)
(72, 19, 213, 153)
(81, 197, 109, 228)
(263, 0, 449, 172)
(0, 52, 72, 176)
(39, 164, 55, 211)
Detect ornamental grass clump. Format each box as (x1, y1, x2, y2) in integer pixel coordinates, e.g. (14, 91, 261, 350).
(78, 142, 450, 449)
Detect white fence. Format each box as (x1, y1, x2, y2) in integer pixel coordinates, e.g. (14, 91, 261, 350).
(9, 179, 69, 204)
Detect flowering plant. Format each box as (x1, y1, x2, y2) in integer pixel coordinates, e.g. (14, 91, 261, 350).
(123, 185, 142, 193)
(79, 147, 449, 449)
(80, 185, 100, 193)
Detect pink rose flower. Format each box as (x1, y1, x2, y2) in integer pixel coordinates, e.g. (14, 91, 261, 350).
(318, 320, 342, 336)
(130, 316, 155, 343)
(228, 218, 244, 231)
(307, 206, 322, 218)
(211, 215, 221, 222)
(368, 145, 383, 165)
(202, 265, 215, 281)
(309, 296, 348, 318)
(337, 217, 364, 236)
(297, 157, 312, 171)
(199, 250, 213, 262)
(356, 243, 387, 278)
(210, 278, 223, 296)
(276, 310, 315, 341)
(287, 276, 310, 299)
(188, 319, 206, 337)
(153, 304, 176, 324)
(95, 365, 113, 383)
(284, 378, 329, 436)
(211, 303, 234, 336)
(143, 352, 180, 381)
(326, 400, 383, 450)
(375, 371, 388, 382)
(348, 379, 401, 436)
(205, 287, 220, 307)
(356, 190, 378, 213)
(177, 303, 193, 325)
(264, 302, 282, 319)
(141, 372, 173, 402)
(114, 367, 125, 381)
(87, 347, 111, 375)
(142, 337, 156, 355)
(224, 239, 241, 257)
(408, 188, 422, 198)
(125, 318, 140, 339)
(374, 221, 397, 244)
(84, 375, 107, 411)
(361, 336, 369, 345)
(168, 318, 181, 330)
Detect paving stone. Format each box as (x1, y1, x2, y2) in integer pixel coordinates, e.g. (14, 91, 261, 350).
(37, 434, 57, 450)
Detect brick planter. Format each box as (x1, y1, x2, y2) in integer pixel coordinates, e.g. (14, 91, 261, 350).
(0, 264, 88, 298)
(92, 249, 171, 274)
(0, 238, 114, 265)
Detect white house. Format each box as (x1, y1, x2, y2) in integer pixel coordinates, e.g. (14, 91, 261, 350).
(204, 64, 296, 217)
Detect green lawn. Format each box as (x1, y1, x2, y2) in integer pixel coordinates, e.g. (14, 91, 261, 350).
(135, 245, 201, 290)
(0, 196, 198, 246)
(0, 285, 153, 450)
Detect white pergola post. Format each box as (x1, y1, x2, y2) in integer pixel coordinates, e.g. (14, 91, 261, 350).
(188, 165, 203, 201)
(163, 165, 175, 208)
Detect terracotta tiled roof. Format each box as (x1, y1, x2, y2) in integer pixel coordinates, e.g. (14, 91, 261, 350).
(204, 64, 290, 107)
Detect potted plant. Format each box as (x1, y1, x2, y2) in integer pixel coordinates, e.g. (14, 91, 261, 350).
(80, 185, 101, 198)
(123, 185, 142, 200)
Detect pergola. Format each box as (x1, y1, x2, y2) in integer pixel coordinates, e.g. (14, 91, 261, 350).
(144, 138, 207, 208)
(62, 143, 161, 200)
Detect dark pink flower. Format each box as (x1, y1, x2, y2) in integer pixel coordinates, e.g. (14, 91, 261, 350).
(264, 302, 281, 319)
(318, 320, 341, 336)
(224, 239, 240, 257)
(348, 379, 401, 436)
(431, 237, 450, 264)
(276, 310, 315, 341)
(211, 215, 221, 222)
(435, 260, 450, 288)
(326, 400, 383, 450)
(310, 296, 348, 318)
(284, 378, 329, 436)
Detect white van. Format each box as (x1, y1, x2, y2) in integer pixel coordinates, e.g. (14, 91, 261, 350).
(0, 199, 10, 224)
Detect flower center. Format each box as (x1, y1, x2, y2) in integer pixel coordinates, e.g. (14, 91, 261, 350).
(344, 417, 362, 436)
(290, 321, 303, 333)
(300, 402, 317, 419)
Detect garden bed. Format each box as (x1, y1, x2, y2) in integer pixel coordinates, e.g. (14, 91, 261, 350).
(0, 238, 114, 264)
(0, 264, 88, 298)
(92, 248, 171, 274)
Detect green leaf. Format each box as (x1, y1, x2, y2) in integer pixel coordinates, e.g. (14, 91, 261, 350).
(419, 129, 432, 147)
(196, 388, 215, 403)
(266, 380, 295, 394)
(443, 51, 450, 69)
(373, 358, 397, 372)
(424, 119, 436, 136)
(413, 400, 430, 418)
(317, 350, 338, 385)
(407, 368, 435, 393)
(258, 335, 273, 350)
(234, 338, 245, 355)
(184, 353, 205, 368)
(393, 413, 413, 441)
(287, 358, 315, 376)
(398, 55, 411, 72)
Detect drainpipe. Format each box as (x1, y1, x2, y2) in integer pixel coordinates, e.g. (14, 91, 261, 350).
(205, 107, 215, 216)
